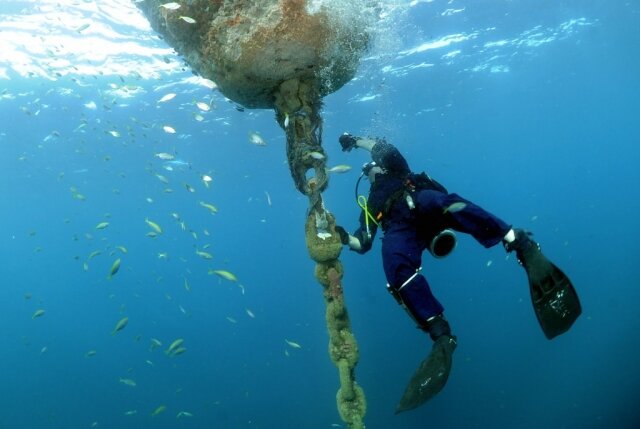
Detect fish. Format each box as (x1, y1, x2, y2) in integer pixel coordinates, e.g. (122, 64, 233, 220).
(150, 338, 162, 350)
(157, 93, 176, 103)
(162, 125, 176, 134)
(155, 152, 175, 160)
(88, 250, 102, 260)
(76, 23, 91, 33)
(119, 378, 137, 387)
(327, 164, 352, 174)
(151, 405, 166, 417)
(285, 339, 302, 349)
(195, 101, 210, 112)
(95, 222, 109, 230)
(201, 174, 212, 187)
(176, 411, 194, 418)
(32, 309, 45, 319)
(196, 250, 213, 260)
(183, 278, 191, 291)
(116, 245, 128, 254)
(155, 173, 169, 184)
(145, 218, 163, 234)
(170, 347, 187, 356)
(248, 132, 266, 146)
(108, 130, 120, 138)
(283, 113, 290, 128)
(306, 151, 325, 160)
(246, 308, 255, 319)
(160, 2, 180, 10)
(111, 316, 129, 335)
(200, 78, 217, 89)
(199, 201, 218, 214)
(85, 350, 97, 357)
(107, 258, 121, 279)
(443, 202, 467, 214)
(71, 190, 86, 201)
(164, 159, 190, 170)
(209, 269, 237, 282)
(124, 410, 138, 416)
(265, 191, 272, 206)
(226, 316, 237, 324)
(166, 338, 184, 355)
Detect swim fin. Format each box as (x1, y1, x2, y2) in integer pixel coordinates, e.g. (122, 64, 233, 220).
(517, 236, 581, 339)
(395, 335, 457, 413)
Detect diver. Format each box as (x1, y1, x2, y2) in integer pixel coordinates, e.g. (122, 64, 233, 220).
(334, 133, 581, 413)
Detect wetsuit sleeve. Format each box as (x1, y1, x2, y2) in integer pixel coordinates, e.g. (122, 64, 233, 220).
(371, 141, 410, 175)
(351, 211, 377, 254)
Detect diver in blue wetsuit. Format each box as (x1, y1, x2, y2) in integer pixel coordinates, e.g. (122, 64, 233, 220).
(334, 133, 581, 413)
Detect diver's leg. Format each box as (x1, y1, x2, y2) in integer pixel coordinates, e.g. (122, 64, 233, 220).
(415, 190, 511, 248)
(384, 229, 458, 412)
(381, 229, 450, 339)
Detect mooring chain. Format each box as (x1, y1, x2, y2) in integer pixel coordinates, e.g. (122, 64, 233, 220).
(275, 77, 366, 429)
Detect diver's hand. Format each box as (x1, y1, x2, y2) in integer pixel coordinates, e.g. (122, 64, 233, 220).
(334, 225, 350, 245)
(339, 133, 358, 152)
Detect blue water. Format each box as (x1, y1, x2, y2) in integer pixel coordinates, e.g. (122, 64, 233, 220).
(1, 1, 639, 428)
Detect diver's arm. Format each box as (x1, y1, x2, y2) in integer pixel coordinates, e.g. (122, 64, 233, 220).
(339, 133, 377, 153)
(354, 137, 377, 152)
(334, 223, 374, 254)
(340, 133, 409, 173)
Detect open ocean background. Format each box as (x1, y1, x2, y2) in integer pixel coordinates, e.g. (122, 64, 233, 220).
(1, 1, 639, 428)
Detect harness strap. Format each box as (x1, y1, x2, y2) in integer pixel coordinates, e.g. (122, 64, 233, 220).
(386, 266, 422, 305)
(377, 172, 448, 222)
(399, 267, 422, 291)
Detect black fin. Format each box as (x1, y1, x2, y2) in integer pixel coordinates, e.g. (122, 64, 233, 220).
(395, 335, 456, 413)
(520, 243, 581, 339)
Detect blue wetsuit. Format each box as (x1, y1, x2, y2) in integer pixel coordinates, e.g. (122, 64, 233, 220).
(352, 141, 511, 327)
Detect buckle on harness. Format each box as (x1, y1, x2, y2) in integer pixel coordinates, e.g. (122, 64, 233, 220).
(386, 283, 402, 305)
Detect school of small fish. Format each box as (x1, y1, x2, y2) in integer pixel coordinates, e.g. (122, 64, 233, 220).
(5, 12, 320, 422)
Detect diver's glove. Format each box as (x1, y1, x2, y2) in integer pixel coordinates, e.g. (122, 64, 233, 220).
(339, 132, 358, 152)
(334, 225, 350, 245)
(504, 228, 538, 264)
